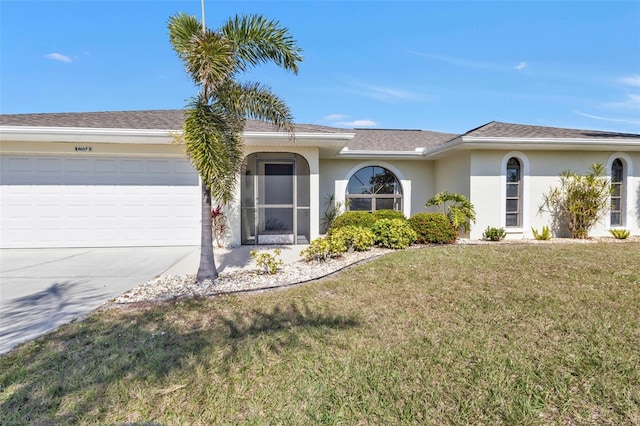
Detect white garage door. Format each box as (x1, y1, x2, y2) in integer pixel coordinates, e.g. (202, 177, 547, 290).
(1, 155, 201, 248)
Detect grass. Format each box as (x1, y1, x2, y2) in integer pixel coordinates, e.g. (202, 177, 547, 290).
(1, 243, 639, 425)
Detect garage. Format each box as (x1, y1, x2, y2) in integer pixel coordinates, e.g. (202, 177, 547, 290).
(1, 154, 200, 248)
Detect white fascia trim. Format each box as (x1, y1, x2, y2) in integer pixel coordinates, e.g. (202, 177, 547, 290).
(337, 149, 425, 159)
(244, 132, 354, 149)
(423, 136, 640, 158)
(0, 126, 176, 144)
(0, 126, 355, 147)
(244, 131, 355, 141)
(461, 136, 640, 150)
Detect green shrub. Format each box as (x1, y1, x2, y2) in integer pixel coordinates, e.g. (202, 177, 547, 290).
(300, 237, 346, 262)
(483, 226, 506, 241)
(532, 225, 552, 241)
(329, 211, 376, 232)
(330, 225, 375, 252)
(408, 212, 457, 244)
(372, 209, 406, 221)
(250, 249, 283, 274)
(371, 218, 417, 249)
(425, 191, 476, 233)
(609, 228, 631, 239)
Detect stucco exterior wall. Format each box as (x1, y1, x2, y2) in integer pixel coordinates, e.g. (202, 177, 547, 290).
(468, 150, 640, 239)
(433, 152, 471, 198)
(318, 159, 434, 232)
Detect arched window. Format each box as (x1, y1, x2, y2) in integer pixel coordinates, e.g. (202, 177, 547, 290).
(610, 159, 624, 226)
(346, 166, 402, 212)
(505, 157, 521, 227)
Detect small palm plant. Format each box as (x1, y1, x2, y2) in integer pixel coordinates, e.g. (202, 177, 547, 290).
(532, 225, 552, 241)
(609, 229, 631, 240)
(425, 191, 476, 233)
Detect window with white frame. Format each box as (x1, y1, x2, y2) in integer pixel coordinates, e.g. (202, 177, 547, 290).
(610, 158, 624, 226)
(346, 166, 402, 212)
(505, 157, 522, 227)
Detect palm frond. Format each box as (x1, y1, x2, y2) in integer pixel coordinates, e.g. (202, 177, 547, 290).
(168, 13, 236, 90)
(221, 14, 303, 74)
(182, 101, 244, 204)
(217, 81, 295, 134)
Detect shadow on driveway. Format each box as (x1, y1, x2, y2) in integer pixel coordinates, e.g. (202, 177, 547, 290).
(0, 280, 110, 353)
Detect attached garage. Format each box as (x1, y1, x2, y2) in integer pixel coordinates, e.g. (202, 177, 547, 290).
(0, 111, 203, 248)
(1, 154, 200, 248)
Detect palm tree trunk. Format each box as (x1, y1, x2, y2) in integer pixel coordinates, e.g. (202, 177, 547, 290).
(197, 181, 219, 282)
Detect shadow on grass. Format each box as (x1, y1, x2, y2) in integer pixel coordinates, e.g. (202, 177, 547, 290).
(0, 298, 359, 424)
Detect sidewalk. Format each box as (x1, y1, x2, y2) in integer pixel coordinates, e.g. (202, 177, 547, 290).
(163, 245, 309, 276)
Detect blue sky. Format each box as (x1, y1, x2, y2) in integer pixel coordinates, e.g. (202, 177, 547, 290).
(1, 0, 639, 134)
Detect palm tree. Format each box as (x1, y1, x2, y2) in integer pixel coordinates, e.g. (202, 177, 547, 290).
(168, 12, 302, 282)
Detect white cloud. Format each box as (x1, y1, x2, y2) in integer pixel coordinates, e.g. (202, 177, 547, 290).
(408, 50, 490, 69)
(45, 53, 72, 63)
(513, 62, 528, 71)
(322, 114, 378, 128)
(322, 114, 350, 122)
(604, 93, 640, 111)
(618, 74, 640, 87)
(342, 119, 378, 127)
(573, 110, 640, 125)
(363, 85, 425, 102)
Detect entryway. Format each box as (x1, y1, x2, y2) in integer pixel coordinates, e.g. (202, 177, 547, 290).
(241, 153, 310, 245)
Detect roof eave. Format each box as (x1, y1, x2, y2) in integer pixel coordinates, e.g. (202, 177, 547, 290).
(0, 126, 355, 148)
(336, 148, 427, 160)
(424, 135, 640, 158)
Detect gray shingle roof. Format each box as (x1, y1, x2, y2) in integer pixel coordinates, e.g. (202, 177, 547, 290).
(464, 121, 640, 140)
(349, 128, 459, 151)
(2, 112, 638, 153)
(0, 110, 346, 134)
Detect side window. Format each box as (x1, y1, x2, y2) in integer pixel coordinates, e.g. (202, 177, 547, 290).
(346, 166, 402, 212)
(505, 157, 521, 227)
(610, 159, 624, 226)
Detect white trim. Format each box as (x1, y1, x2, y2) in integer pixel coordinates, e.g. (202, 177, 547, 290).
(500, 152, 530, 233)
(0, 126, 176, 144)
(1, 126, 355, 147)
(339, 161, 411, 218)
(425, 136, 640, 159)
(337, 149, 425, 160)
(605, 153, 633, 228)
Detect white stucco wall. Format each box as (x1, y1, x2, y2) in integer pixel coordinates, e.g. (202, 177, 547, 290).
(468, 150, 640, 239)
(318, 159, 434, 232)
(433, 152, 471, 198)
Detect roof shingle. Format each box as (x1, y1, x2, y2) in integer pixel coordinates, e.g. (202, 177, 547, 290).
(464, 121, 640, 140)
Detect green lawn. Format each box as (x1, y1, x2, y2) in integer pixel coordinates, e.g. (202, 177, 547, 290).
(1, 243, 639, 425)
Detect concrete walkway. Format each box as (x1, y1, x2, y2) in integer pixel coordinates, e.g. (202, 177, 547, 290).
(166, 244, 308, 275)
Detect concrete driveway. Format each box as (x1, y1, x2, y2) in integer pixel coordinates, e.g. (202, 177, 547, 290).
(0, 246, 198, 355)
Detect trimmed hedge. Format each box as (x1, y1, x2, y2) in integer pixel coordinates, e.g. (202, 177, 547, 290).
(329, 211, 376, 231)
(372, 209, 406, 221)
(330, 225, 375, 252)
(408, 212, 457, 244)
(371, 218, 417, 249)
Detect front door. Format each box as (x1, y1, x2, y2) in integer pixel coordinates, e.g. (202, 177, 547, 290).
(241, 153, 310, 245)
(258, 162, 295, 244)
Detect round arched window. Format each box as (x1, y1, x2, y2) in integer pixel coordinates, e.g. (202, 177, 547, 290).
(346, 166, 402, 212)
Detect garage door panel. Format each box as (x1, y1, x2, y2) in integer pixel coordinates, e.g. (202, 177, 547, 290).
(1, 155, 200, 248)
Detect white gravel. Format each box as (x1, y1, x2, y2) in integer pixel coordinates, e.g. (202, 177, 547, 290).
(111, 248, 392, 305)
